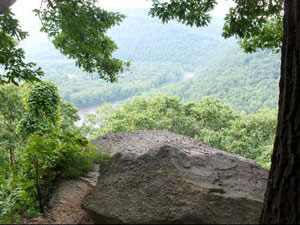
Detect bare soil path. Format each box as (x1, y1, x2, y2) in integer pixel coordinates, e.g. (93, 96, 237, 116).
(21, 165, 99, 224)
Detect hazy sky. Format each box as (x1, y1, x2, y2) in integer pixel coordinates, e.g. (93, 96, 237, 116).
(12, 0, 234, 18)
(11, 0, 235, 36)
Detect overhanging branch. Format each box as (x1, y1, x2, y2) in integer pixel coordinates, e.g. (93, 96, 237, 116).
(0, 0, 17, 14)
(47, 0, 57, 10)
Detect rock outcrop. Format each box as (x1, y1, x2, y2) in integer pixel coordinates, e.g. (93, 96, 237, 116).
(82, 130, 268, 224)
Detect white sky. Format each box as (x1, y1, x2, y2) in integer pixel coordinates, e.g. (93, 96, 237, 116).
(10, 0, 235, 37)
(12, 0, 235, 18)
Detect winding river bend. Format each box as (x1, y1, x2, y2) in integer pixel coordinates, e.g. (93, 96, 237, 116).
(76, 71, 195, 126)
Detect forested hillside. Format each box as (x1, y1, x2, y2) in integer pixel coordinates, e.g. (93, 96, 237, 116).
(108, 9, 229, 66)
(149, 46, 280, 113)
(20, 9, 280, 113)
(1, 0, 289, 223)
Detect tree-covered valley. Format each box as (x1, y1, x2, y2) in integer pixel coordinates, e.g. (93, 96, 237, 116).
(20, 9, 280, 113)
(2, 0, 297, 224)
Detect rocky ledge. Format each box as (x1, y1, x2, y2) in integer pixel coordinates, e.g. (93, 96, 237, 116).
(82, 130, 268, 224)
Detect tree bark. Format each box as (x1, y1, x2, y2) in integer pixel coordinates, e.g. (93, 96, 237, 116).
(260, 1, 300, 224)
(0, 0, 17, 14)
(34, 158, 44, 214)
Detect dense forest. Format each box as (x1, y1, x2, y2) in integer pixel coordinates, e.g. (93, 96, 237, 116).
(0, 83, 109, 223)
(0, 84, 277, 222)
(81, 95, 277, 170)
(21, 9, 280, 113)
(151, 46, 280, 113)
(1, 0, 294, 223)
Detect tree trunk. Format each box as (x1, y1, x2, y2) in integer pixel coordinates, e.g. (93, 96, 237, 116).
(9, 146, 14, 166)
(34, 158, 44, 214)
(260, 1, 300, 224)
(0, 0, 17, 14)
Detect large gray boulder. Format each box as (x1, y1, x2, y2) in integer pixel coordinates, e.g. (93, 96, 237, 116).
(82, 130, 268, 224)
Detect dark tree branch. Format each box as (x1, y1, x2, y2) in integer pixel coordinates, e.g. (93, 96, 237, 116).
(47, 0, 57, 10)
(0, 0, 17, 14)
(37, 0, 47, 32)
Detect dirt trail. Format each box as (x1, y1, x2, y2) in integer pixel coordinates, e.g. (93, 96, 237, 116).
(21, 165, 99, 224)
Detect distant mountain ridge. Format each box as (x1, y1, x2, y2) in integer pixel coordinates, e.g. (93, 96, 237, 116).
(19, 8, 280, 113)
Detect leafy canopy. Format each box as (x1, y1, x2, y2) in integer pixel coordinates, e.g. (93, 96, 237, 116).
(82, 95, 277, 169)
(150, 0, 283, 53)
(0, 0, 129, 84)
(149, 0, 217, 27)
(35, 0, 129, 82)
(19, 82, 60, 136)
(222, 0, 283, 53)
(0, 82, 106, 222)
(1, 0, 283, 84)
(0, 11, 43, 84)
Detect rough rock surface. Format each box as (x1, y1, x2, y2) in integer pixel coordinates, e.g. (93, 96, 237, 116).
(83, 130, 268, 224)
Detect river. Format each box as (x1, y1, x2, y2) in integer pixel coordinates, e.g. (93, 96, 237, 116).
(76, 72, 195, 126)
(76, 100, 124, 126)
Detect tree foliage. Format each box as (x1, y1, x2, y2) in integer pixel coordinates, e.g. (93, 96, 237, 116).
(82, 95, 276, 169)
(24, 10, 279, 113)
(0, 0, 284, 85)
(0, 84, 24, 165)
(149, 0, 217, 27)
(0, 0, 291, 223)
(35, 0, 129, 82)
(0, 83, 104, 223)
(0, 11, 43, 84)
(151, 46, 280, 113)
(223, 0, 283, 53)
(19, 82, 60, 136)
(150, 0, 283, 53)
(0, 0, 129, 84)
